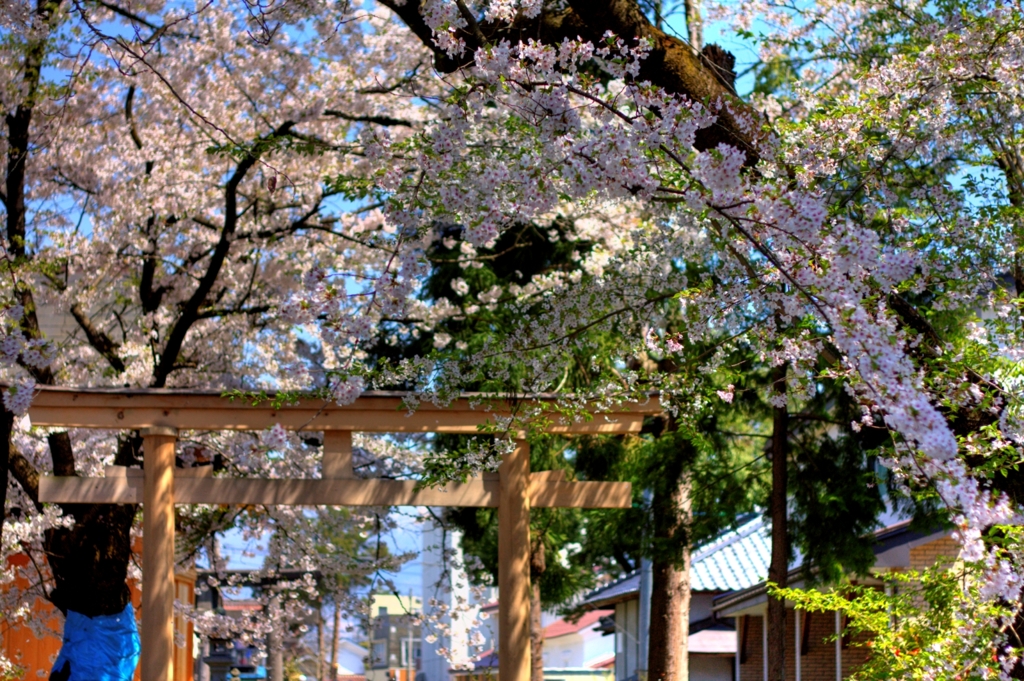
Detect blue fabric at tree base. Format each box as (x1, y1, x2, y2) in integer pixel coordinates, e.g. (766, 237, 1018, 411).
(50, 603, 141, 681)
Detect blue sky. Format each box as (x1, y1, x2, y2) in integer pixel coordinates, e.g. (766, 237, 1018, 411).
(207, 509, 425, 597)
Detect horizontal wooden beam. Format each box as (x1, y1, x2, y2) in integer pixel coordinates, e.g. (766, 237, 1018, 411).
(529, 478, 632, 508)
(38, 475, 632, 508)
(26, 387, 660, 434)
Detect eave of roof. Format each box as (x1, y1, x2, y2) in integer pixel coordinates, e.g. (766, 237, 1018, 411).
(581, 572, 641, 609)
(581, 514, 772, 609)
(544, 610, 611, 639)
(712, 520, 952, 615)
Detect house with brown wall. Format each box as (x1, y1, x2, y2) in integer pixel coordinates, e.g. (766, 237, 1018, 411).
(580, 514, 772, 681)
(712, 521, 957, 681)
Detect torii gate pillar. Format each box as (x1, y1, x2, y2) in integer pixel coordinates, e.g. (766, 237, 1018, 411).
(142, 426, 178, 681)
(499, 441, 531, 681)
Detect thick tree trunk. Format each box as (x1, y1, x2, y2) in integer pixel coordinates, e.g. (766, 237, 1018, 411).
(5, 7, 274, 678)
(766, 363, 789, 681)
(0, 409, 13, 548)
(5, 0, 139, 628)
(530, 539, 546, 681)
(44, 435, 142, 617)
(647, 472, 692, 681)
(269, 593, 284, 681)
(996, 149, 1024, 679)
(994, 147, 1024, 297)
(44, 505, 137, 616)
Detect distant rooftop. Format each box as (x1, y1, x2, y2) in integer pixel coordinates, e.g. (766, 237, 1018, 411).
(543, 609, 613, 639)
(372, 593, 422, 616)
(690, 514, 773, 591)
(712, 517, 949, 615)
(582, 515, 772, 608)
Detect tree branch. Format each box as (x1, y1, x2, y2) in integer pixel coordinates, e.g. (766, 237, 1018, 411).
(139, 235, 170, 313)
(124, 84, 144, 150)
(565, 0, 757, 160)
(8, 448, 43, 512)
(152, 121, 295, 387)
(196, 304, 271, 320)
(377, 0, 470, 72)
(6, 1, 64, 387)
(96, 0, 162, 31)
(453, 0, 487, 48)
(323, 109, 414, 127)
(381, 0, 760, 161)
(70, 302, 126, 374)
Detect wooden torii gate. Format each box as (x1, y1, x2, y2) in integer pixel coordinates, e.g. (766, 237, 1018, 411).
(31, 387, 660, 681)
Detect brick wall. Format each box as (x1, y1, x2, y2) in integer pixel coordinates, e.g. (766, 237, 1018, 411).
(739, 615, 762, 681)
(840, 624, 871, 679)
(909, 537, 960, 572)
(737, 609, 845, 681)
(733, 535, 957, 681)
(801, 610, 840, 681)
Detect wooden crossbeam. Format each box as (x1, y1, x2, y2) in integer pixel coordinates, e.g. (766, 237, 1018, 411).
(27, 387, 656, 433)
(38, 472, 632, 508)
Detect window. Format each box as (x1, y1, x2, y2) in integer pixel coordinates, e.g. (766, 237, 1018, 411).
(372, 641, 386, 665)
(400, 639, 422, 667)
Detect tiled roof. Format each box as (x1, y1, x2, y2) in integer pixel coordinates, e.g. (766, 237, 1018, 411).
(582, 572, 641, 607)
(544, 609, 613, 639)
(582, 515, 772, 607)
(712, 518, 949, 614)
(690, 515, 771, 592)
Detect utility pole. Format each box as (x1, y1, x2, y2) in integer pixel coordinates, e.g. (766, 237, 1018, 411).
(319, 607, 326, 681)
(408, 590, 416, 681)
(638, 555, 652, 680)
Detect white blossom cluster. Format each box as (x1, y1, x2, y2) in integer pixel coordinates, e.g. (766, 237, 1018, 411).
(0, 302, 53, 415)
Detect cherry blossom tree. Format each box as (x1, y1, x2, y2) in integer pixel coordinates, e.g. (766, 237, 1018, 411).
(1, 0, 433, 675)
(331, 0, 1023, 678)
(2, 0, 1023, 678)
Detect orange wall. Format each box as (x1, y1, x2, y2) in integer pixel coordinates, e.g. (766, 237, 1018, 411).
(3, 552, 194, 681)
(1, 554, 63, 676)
